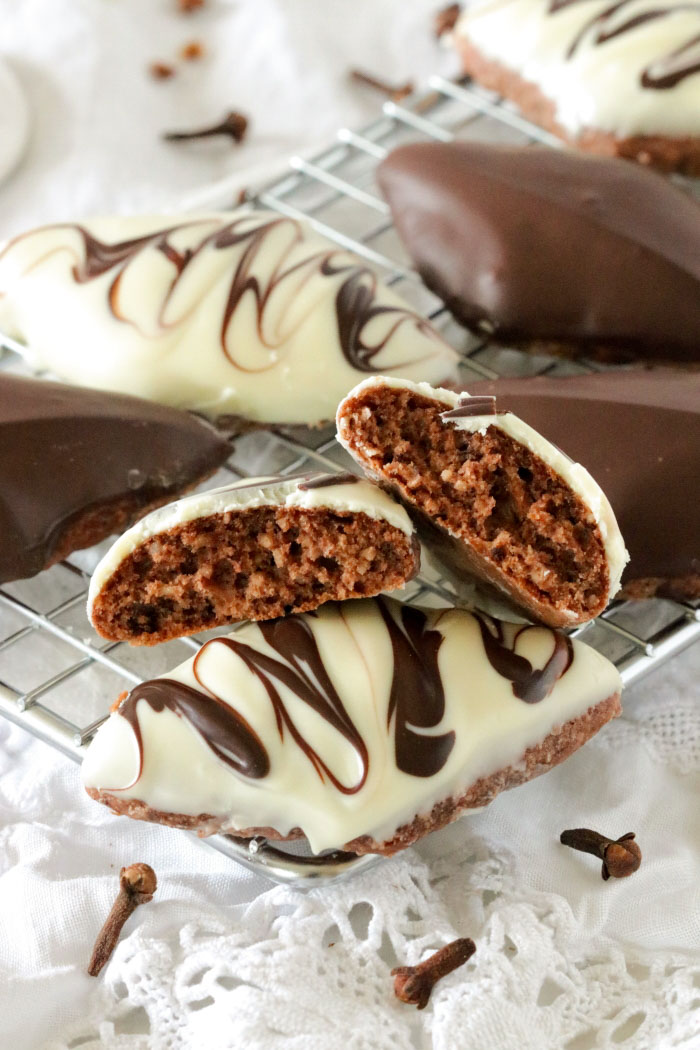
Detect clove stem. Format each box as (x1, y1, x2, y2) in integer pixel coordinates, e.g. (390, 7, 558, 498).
(87, 863, 157, 977)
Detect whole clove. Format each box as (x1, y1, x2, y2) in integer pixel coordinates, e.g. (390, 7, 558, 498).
(349, 69, 414, 103)
(560, 828, 642, 880)
(87, 863, 157, 977)
(163, 110, 248, 145)
(391, 937, 476, 1009)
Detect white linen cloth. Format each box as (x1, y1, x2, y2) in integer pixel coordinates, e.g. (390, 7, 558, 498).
(0, 3, 698, 1048)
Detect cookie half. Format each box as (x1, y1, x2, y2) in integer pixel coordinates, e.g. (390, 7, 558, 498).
(87, 472, 419, 644)
(466, 371, 700, 602)
(82, 597, 622, 856)
(336, 377, 628, 627)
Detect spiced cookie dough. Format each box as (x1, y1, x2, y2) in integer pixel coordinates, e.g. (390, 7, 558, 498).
(82, 597, 622, 856)
(377, 142, 700, 364)
(87, 472, 419, 644)
(336, 377, 628, 628)
(0, 210, 459, 429)
(0, 373, 230, 584)
(467, 371, 700, 601)
(453, 0, 700, 174)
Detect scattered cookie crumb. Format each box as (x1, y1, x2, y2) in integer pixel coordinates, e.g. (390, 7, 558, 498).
(177, 0, 205, 12)
(150, 62, 176, 80)
(181, 40, 205, 61)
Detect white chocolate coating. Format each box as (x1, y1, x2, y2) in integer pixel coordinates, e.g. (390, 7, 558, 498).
(0, 211, 459, 426)
(82, 597, 621, 854)
(336, 376, 629, 602)
(456, 0, 700, 137)
(86, 472, 414, 621)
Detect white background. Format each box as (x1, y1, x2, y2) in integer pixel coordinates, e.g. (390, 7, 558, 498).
(0, 3, 698, 1049)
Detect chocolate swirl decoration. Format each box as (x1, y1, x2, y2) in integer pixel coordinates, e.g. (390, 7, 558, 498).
(219, 618, 370, 794)
(118, 616, 369, 794)
(321, 258, 440, 372)
(118, 678, 270, 788)
(440, 395, 498, 420)
(475, 616, 574, 703)
(549, 0, 700, 90)
(20, 214, 441, 374)
(379, 602, 456, 778)
(115, 600, 576, 793)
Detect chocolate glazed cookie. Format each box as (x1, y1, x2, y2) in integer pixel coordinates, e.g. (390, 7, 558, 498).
(0, 374, 231, 584)
(377, 142, 700, 363)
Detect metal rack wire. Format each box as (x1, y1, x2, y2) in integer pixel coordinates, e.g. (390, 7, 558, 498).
(1, 76, 698, 885)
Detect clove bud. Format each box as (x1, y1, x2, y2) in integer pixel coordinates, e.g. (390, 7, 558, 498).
(391, 937, 476, 1009)
(560, 828, 642, 880)
(87, 863, 157, 977)
(163, 110, 248, 145)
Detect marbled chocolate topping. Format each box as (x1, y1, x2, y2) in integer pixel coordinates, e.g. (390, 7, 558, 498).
(378, 601, 455, 777)
(0, 374, 230, 584)
(476, 619, 573, 703)
(120, 677, 269, 785)
(113, 599, 578, 792)
(0, 211, 459, 426)
(83, 596, 622, 853)
(554, 0, 700, 89)
(57, 217, 428, 372)
(467, 371, 700, 586)
(378, 142, 700, 361)
(222, 620, 369, 793)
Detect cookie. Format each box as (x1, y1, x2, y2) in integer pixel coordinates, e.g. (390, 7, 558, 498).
(0, 373, 230, 584)
(82, 596, 622, 855)
(377, 141, 700, 364)
(453, 0, 700, 174)
(336, 377, 628, 627)
(87, 472, 419, 644)
(466, 371, 700, 601)
(0, 210, 459, 429)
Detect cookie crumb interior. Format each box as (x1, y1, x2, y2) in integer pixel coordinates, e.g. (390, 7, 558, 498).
(339, 386, 608, 619)
(91, 507, 418, 644)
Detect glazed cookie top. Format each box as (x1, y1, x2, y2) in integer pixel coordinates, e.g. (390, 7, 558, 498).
(82, 596, 621, 853)
(337, 376, 629, 603)
(86, 471, 414, 621)
(455, 0, 700, 137)
(377, 142, 700, 360)
(0, 210, 459, 426)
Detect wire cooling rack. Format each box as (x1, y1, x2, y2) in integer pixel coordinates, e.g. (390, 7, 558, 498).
(1, 75, 698, 885)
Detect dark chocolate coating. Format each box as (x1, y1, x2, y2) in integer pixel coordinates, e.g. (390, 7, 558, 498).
(0, 374, 231, 583)
(466, 370, 700, 587)
(377, 142, 700, 362)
